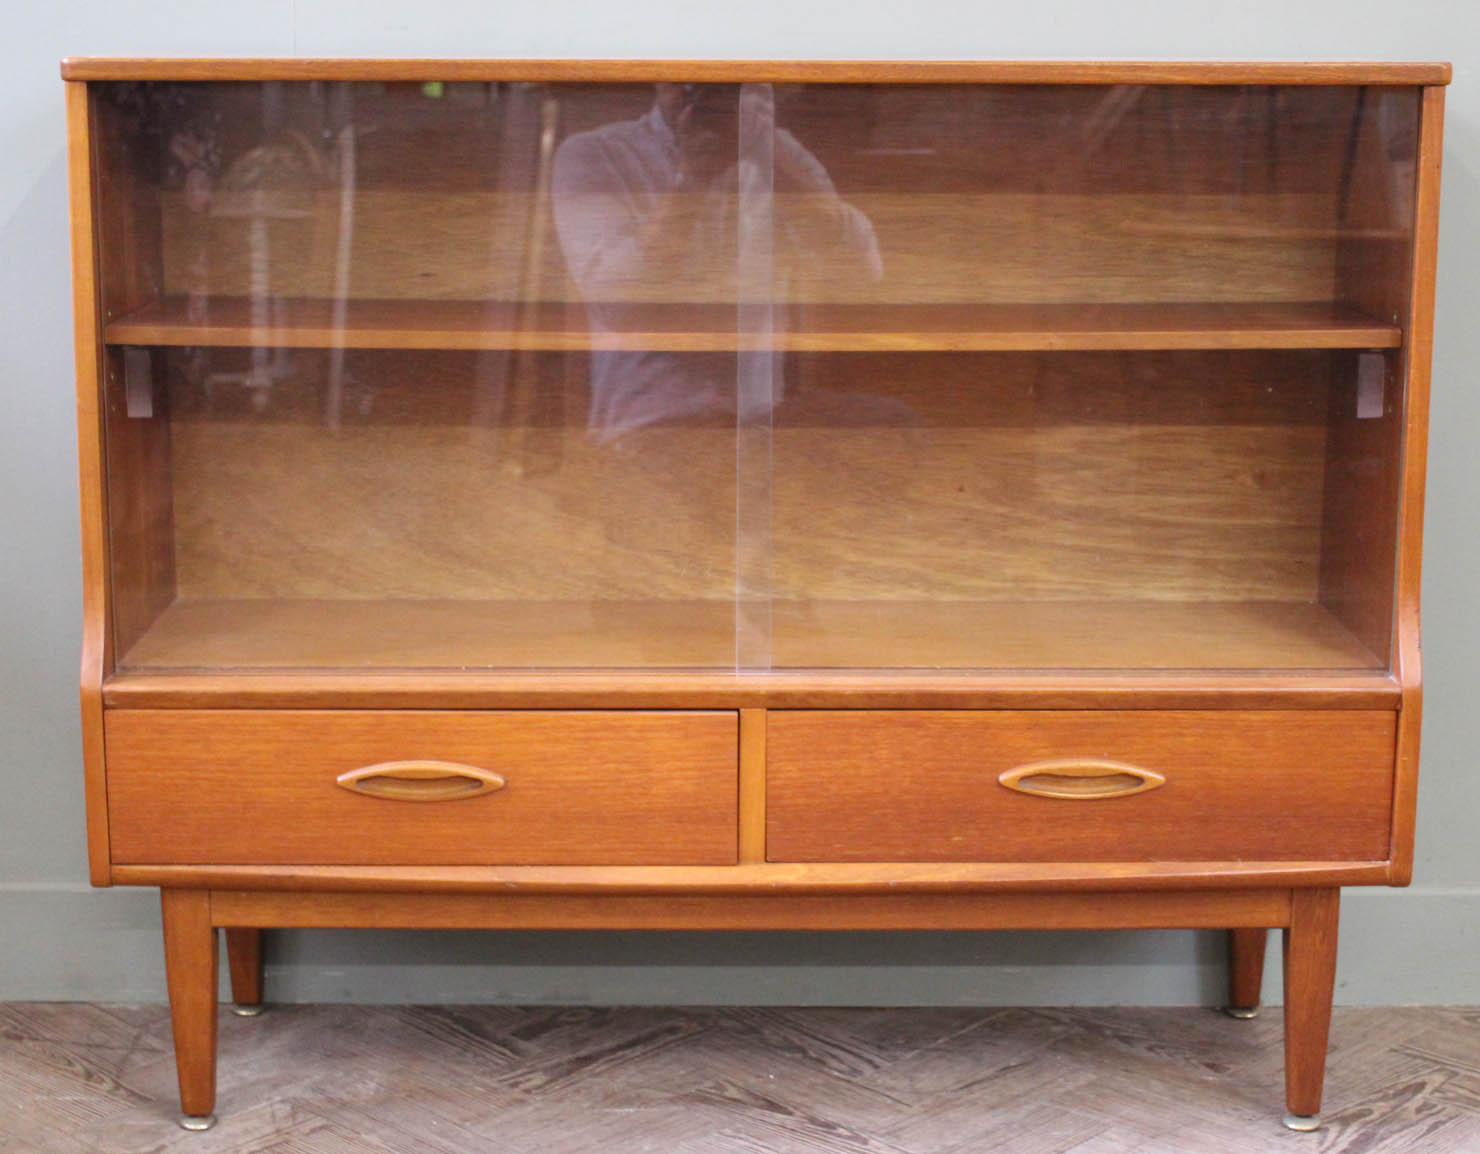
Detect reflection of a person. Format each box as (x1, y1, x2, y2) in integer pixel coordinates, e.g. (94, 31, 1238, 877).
(552, 84, 883, 438)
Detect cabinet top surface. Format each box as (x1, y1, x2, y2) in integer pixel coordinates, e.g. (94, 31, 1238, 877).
(59, 58, 1452, 85)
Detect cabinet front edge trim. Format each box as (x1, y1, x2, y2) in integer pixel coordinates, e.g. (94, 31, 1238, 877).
(111, 861, 1392, 893)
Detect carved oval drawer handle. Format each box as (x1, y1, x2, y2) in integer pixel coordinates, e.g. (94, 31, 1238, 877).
(336, 761, 506, 802)
(999, 758, 1166, 800)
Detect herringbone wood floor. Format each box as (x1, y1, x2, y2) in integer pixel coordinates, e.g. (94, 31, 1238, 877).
(3, 1003, 1478, 1153)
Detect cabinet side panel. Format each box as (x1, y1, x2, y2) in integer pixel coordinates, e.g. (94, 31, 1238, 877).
(1390, 86, 1444, 883)
(93, 90, 176, 660)
(66, 81, 111, 885)
(1321, 86, 1421, 665)
(103, 348, 176, 659)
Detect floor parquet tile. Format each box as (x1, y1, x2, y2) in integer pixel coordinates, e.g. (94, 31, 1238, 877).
(4, 1004, 1477, 1153)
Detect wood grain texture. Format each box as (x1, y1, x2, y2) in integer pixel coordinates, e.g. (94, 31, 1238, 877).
(1320, 86, 1420, 668)
(738, 709, 766, 863)
(223, 928, 262, 1008)
(153, 189, 1350, 307)
(113, 417, 1346, 621)
(1390, 86, 1445, 885)
(58, 58, 1455, 83)
(92, 96, 177, 663)
(162, 425, 735, 605)
(100, 669, 1403, 711)
(107, 296, 1401, 352)
(159, 889, 217, 1118)
(66, 81, 112, 887)
(774, 424, 1330, 606)
(1283, 887, 1340, 1117)
(1228, 927, 1270, 1011)
(105, 710, 739, 866)
(113, 598, 1382, 674)
(207, 886, 1293, 931)
(118, 599, 736, 670)
(115, 859, 1392, 893)
(771, 600, 1379, 670)
(144, 364, 1348, 614)
(100, 349, 176, 658)
(767, 711, 1395, 863)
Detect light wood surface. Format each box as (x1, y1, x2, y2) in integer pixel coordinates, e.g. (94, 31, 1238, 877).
(102, 349, 178, 658)
(105, 710, 739, 866)
(767, 711, 1395, 863)
(1390, 86, 1445, 885)
(93, 96, 177, 662)
(65, 80, 111, 887)
(207, 886, 1293, 931)
(773, 422, 1330, 606)
(738, 709, 767, 863)
(119, 599, 735, 670)
(223, 928, 262, 1008)
(770, 600, 1380, 670)
(100, 668, 1403, 711)
(107, 296, 1401, 352)
(112, 597, 1382, 672)
(159, 889, 217, 1119)
(1228, 927, 1270, 1012)
(163, 424, 736, 604)
(118, 858, 1397, 893)
(1319, 88, 1419, 669)
(153, 418, 1336, 608)
(152, 189, 1354, 307)
(58, 58, 1454, 84)
(114, 860, 1392, 893)
(996, 758, 1166, 800)
(1283, 888, 1340, 1117)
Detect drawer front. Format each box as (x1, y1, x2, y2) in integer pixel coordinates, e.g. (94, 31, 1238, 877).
(106, 710, 737, 865)
(767, 711, 1395, 862)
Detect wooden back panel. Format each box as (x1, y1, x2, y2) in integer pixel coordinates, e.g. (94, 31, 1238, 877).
(111, 81, 1366, 308)
(153, 348, 1332, 605)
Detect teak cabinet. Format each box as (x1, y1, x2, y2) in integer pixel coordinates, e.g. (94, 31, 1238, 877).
(64, 58, 1448, 1132)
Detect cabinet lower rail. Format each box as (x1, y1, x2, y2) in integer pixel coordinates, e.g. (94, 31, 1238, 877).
(207, 885, 1294, 930)
(110, 859, 1395, 893)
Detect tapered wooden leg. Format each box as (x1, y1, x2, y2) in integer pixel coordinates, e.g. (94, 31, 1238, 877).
(225, 928, 264, 1016)
(161, 889, 219, 1130)
(1282, 888, 1340, 1130)
(1225, 927, 1268, 1018)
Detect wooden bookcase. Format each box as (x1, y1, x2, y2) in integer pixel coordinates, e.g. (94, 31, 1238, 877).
(63, 58, 1448, 1132)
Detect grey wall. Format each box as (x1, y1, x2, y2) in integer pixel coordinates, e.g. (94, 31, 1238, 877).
(3, 1, 1477, 1007)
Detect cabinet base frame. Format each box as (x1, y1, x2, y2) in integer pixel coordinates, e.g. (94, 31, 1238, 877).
(161, 884, 1338, 1127)
(206, 885, 1293, 930)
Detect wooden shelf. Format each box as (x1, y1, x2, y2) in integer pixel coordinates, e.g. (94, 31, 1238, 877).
(117, 597, 1381, 673)
(771, 600, 1381, 670)
(105, 297, 1402, 354)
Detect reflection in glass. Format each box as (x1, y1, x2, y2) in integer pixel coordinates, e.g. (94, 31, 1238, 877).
(551, 83, 882, 438)
(92, 80, 1417, 674)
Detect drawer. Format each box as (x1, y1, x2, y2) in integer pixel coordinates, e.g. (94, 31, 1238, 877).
(106, 710, 737, 865)
(767, 711, 1395, 862)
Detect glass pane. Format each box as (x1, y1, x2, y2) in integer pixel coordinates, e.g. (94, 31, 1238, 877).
(93, 78, 1420, 677)
(96, 80, 748, 672)
(760, 84, 1419, 672)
